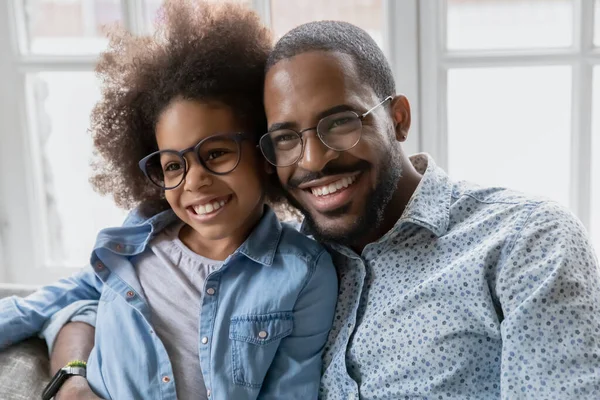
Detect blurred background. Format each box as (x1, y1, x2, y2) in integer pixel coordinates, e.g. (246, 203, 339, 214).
(0, 0, 598, 284)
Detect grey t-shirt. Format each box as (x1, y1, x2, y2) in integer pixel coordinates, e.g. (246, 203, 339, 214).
(133, 223, 223, 400)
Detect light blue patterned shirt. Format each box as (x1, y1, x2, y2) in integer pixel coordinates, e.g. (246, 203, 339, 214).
(317, 154, 600, 400)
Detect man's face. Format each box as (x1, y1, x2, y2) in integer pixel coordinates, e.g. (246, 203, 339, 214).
(264, 51, 408, 246)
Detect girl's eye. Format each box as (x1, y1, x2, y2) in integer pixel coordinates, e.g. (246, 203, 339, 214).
(207, 150, 228, 160)
(164, 162, 183, 172)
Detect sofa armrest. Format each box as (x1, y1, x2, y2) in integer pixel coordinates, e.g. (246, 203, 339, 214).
(0, 338, 50, 400)
(0, 284, 50, 399)
(0, 284, 38, 299)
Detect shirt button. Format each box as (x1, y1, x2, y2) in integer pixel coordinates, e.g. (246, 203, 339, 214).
(206, 288, 216, 296)
(207, 389, 211, 397)
(201, 337, 209, 344)
(258, 331, 268, 339)
(162, 376, 170, 383)
(126, 291, 135, 298)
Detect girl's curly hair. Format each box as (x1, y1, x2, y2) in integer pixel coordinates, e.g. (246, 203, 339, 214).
(90, 0, 291, 218)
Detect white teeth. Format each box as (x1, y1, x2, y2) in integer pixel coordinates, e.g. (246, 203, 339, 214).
(192, 197, 229, 215)
(310, 175, 358, 197)
(193, 205, 207, 215)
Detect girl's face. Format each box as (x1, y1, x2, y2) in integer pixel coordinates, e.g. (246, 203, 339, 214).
(155, 99, 265, 249)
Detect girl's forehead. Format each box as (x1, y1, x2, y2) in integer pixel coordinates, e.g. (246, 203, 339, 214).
(155, 99, 244, 149)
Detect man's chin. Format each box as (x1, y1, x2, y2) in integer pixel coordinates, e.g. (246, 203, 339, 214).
(302, 207, 367, 246)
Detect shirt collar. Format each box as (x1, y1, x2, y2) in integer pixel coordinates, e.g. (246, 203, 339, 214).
(94, 205, 282, 266)
(397, 153, 452, 237)
(236, 206, 282, 266)
(300, 153, 453, 240)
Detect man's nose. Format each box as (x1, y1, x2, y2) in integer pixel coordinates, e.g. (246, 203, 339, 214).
(297, 132, 339, 172)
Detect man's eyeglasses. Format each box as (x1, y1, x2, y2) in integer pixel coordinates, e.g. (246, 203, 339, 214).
(259, 96, 392, 167)
(138, 132, 250, 190)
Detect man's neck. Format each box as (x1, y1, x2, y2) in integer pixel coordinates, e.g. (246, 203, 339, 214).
(351, 157, 422, 254)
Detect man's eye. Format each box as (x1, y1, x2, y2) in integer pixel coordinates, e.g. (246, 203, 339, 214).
(274, 134, 297, 142)
(329, 117, 353, 128)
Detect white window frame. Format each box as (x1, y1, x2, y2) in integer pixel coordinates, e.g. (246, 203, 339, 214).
(0, 0, 157, 284)
(0, 0, 420, 284)
(419, 0, 599, 234)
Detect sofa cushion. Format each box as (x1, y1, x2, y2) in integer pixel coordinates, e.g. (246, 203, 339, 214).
(0, 338, 50, 400)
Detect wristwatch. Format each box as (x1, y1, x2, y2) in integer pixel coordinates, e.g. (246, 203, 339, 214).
(41, 360, 87, 400)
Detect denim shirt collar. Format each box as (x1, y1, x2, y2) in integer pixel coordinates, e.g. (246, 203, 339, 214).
(236, 206, 283, 266)
(92, 205, 283, 266)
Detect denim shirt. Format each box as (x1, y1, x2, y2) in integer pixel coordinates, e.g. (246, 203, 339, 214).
(0, 206, 338, 400)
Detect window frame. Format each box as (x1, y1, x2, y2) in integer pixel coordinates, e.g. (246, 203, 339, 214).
(0, 0, 156, 284)
(419, 0, 599, 236)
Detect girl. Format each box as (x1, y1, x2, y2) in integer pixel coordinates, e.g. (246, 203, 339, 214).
(0, 1, 337, 399)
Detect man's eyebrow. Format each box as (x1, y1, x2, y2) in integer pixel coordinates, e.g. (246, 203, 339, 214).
(267, 104, 357, 132)
(267, 122, 294, 132)
(316, 104, 356, 120)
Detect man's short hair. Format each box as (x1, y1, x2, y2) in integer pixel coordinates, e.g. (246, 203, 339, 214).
(266, 20, 396, 100)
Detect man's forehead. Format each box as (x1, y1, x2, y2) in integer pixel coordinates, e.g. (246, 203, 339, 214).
(264, 51, 370, 121)
(266, 51, 358, 89)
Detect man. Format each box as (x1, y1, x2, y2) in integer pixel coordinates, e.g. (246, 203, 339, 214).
(47, 21, 600, 399)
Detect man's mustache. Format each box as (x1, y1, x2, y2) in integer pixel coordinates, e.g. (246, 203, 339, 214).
(287, 160, 370, 188)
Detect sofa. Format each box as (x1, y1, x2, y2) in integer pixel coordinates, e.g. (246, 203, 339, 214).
(0, 285, 51, 400)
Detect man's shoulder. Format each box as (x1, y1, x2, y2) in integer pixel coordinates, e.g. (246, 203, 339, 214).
(451, 180, 547, 207)
(450, 180, 585, 239)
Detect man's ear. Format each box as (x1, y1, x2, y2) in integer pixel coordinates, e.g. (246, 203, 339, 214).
(391, 95, 411, 142)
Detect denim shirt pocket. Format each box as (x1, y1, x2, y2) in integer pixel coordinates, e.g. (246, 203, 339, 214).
(229, 311, 294, 388)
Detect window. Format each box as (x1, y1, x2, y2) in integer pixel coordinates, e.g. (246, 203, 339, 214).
(22, 0, 122, 55)
(1, 0, 596, 284)
(0, 0, 157, 284)
(421, 0, 600, 253)
(269, 0, 384, 47)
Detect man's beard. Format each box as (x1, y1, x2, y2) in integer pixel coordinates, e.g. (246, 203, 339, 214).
(284, 150, 403, 248)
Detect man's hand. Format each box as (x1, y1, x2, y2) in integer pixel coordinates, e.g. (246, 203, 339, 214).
(55, 376, 104, 400)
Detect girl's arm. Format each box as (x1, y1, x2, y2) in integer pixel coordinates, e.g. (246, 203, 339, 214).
(0, 266, 102, 350)
(258, 250, 338, 399)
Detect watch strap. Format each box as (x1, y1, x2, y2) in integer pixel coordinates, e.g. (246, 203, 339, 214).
(41, 362, 87, 400)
